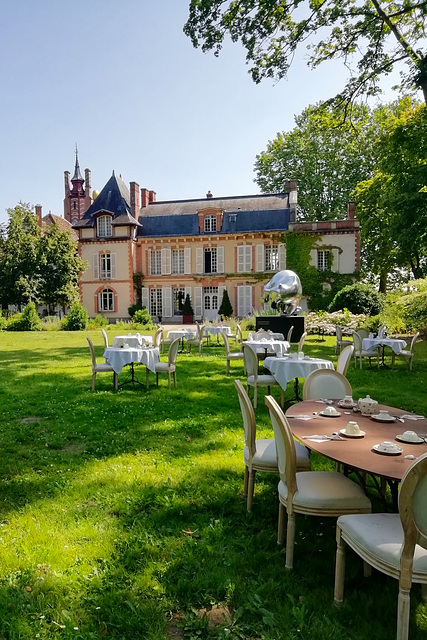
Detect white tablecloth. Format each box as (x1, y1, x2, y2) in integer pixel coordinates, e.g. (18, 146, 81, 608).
(362, 337, 406, 355)
(113, 334, 153, 348)
(104, 347, 160, 373)
(166, 330, 196, 341)
(204, 326, 232, 338)
(264, 356, 334, 390)
(245, 340, 290, 357)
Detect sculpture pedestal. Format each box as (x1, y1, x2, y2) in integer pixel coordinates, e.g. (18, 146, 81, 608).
(255, 316, 305, 343)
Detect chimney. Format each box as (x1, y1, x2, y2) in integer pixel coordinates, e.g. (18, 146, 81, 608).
(347, 202, 356, 219)
(64, 170, 70, 196)
(85, 168, 91, 194)
(130, 181, 140, 218)
(149, 190, 156, 203)
(35, 204, 42, 228)
(206, 190, 213, 199)
(141, 188, 149, 208)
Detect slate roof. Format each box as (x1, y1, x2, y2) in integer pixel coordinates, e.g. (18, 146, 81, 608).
(142, 192, 290, 216)
(73, 173, 140, 228)
(42, 213, 78, 240)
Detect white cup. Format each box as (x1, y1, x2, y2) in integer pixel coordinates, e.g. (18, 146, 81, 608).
(378, 410, 392, 420)
(402, 430, 419, 442)
(298, 351, 304, 360)
(379, 441, 398, 452)
(323, 406, 339, 416)
(345, 421, 361, 435)
(342, 395, 354, 406)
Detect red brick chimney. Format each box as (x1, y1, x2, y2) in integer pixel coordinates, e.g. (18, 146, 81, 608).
(130, 181, 140, 218)
(149, 190, 156, 203)
(35, 204, 42, 227)
(347, 202, 356, 219)
(141, 188, 149, 208)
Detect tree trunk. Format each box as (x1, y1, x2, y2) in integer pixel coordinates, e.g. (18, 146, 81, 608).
(379, 269, 388, 293)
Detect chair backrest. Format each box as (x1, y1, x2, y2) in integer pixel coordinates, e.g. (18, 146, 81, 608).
(351, 330, 362, 352)
(377, 325, 386, 338)
(303, 369, 352, 400)
(87, 337, 96, 367)
(101, 328, 109, 349)
(399, 452, 427, 562)
(198, 324, 205, 340)
(168, 338, 180, 365)
(153, 327, 162, 348)
(242, 344, 258, 379)
(237, 324, 243, 342)
(410, 331, 420, 353)
(336, 345, 354, 376)
(336, 325, 343, 341)
(287, 325, 294, 343)
(265, 395, 297, 496)
(356, 328, 370, 339)
(234, 379, 256, 457)
(221, 332, 231, 355)
(298, 332, 307, 352)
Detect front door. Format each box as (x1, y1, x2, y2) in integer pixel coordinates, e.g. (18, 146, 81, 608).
(203, 287, 219, 321)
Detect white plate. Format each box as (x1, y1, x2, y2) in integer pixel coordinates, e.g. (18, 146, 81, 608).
(319, 410, 341, 417)
(339, 428, 366, 438)
(395, 434, 425, 444)
(371, 414, 396, 422)
(372, 444, 402, 455)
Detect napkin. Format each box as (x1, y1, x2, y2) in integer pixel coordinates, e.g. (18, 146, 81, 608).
(287, 414, 314, 421)
(302, 435, 332, 442)
(400, 414, 425, 420)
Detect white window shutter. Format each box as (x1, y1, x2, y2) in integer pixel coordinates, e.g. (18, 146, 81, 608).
(148, 249, 152, 275)
(218, 285, 226, 308)
(217, 246, 224, 273)
(255, 244, 264, 272)
(310, 248, 317, 267)
(245, 245, 252, 271)
(141, 287, 149, 310)
(237, 285, 252, 316)
(278, 243, 286, 270)
(237, 246, 244, 273)
(194, 286, 203, 318)
(184, 247, 191, 274)
(111, 253, 117, 279)
(332, 248, 340, 272)
(162, 286, 172, 317)
(161, 247, 171, 275)
(196, 247, 203, 274)
(93, 254, 99, 279)
(97, 292, 102, 312)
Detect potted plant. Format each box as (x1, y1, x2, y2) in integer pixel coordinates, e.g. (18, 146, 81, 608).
(182, 294, 194, 324)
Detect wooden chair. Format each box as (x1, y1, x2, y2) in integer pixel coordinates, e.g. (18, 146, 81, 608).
(352, 331, 379, 369)
(186, 323, 205, 355)
(227, 323, 243, 346)
(297, 331, 307, 353)
(87, 337, 117, 390)
(303, 369, 352, 401)
(149, 338, 180, 388)
(334, 452, 427, 640)
(265, 395, 371, 569)
(243, 344, 283, 409)
(153, 327, 163, 349)
(234, 380, 311, 511)
(392, 332, 420, 370)
(336, 345, 354, 377)
(222, 332, 245, 375)
(286, 325, 294, 343)
(101, 327, 109, 349)
(355, 328, 370, 339)
(335, 326, 353, 354)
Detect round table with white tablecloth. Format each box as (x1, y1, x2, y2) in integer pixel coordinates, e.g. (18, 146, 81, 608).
(112, 334, 153, 348)
(245, 339, 290, 358)
(264, 355, 334, 401)
(103, 347, 160, 387)
(362, 337, 406, 355)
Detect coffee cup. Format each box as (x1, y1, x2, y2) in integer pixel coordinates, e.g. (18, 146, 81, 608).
(323, 406, 339, 416)
(297, 351, 304, 360)
(402, 430, 419, 442)
(379, 441, 398, 452)
(345, 421, 361, 435)
(342, 395, 354, 406)
(378, 410, 392, 420)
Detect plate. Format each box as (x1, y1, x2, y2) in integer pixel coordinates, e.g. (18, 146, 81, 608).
(319, 410, 341, 417)
(339, 428, 366, 438)
(371, 414, 396, 422)
(372, 443, 402, 455)
(337, 400, 357, 408)
(395, 434, 425, 444)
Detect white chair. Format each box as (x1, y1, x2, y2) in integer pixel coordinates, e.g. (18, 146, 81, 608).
(243, 344, 284, 409)
(336, 345, 354, 377)
(297, 331, 307, 353)
(101, 327, 109, 349)
(186, 323, 205, 355)
(334, 452, 427, 640)
(286, 325, 294, 343)
(234, 380, 311, 512)
(153, 327, 163, 349)
(149, 338, 180, 388)
(356, 328, 370, 340)
(392, 332, 419, 370)
(265, 395, 371, 569)
(227, 323, 243, 346)
(335, 326, 353, 354)
(352, 331, 379, 369)
(159, 327, 173, 353)
(87, 337, 118, 391)
(303, 369, 352, 400)
(221, 333, 245, 375)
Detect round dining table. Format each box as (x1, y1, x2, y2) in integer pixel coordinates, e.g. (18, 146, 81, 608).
(264, 355, 334, 401)
(285, 399, 427, 507)
(103, 346, 160, 387)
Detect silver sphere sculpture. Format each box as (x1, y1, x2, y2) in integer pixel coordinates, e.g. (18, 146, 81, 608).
(262, 269, 302, 316)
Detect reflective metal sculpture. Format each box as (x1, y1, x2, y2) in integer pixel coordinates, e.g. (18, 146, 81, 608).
(262, 270, 302, 316)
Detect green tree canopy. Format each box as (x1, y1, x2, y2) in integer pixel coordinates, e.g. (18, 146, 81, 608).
(184, 0, 427, 105)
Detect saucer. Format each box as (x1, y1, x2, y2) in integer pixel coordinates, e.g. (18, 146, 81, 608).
(395, 434, 425, 444)
(319, 410, 341, 417)
(371, 414, 396, 422)
(339, 428, 366, 438)
(372, 443, 402, 455)
(337, 400, 357, 408)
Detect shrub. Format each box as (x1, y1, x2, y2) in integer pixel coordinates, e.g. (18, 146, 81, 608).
(182, 294, 194, 316)
(62, 303, 88, 331)
(132, 308, 152, 327)
(6, 302, 42, 331)
(41, 316, 62, 331)
(328, 284, 385, 315)
(128, 303, 144, 318)
(0, 316, 7, 331)
(219, 290, 233, 317)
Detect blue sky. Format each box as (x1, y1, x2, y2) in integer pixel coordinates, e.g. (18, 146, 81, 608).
(0, 0, 405, 225)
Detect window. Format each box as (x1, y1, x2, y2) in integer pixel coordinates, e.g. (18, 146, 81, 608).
(150, 250, 162, 275)
(204, 248, 217, 273)
(265, 245, 279, 271)
(100, 253, 112, 279)
(203, 287, 218, 312)
(173, 288, 185, 314)
(172, 249, 185, 274)
(204, 215, 217, 232)
(317, 250, 330, 271)
(237, 245, 252, 272)
(98, 288, 114, 312)
(237, 285, 252, 317)
(150, 289, 162, 317)
(97, 215, 112, 237)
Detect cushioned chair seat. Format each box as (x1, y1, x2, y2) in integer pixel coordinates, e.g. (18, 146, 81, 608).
(338, 513, 427, 576)
(155, 362, 176, 372)
(93, 362, 115, 372)
(228, 352, 244, 360)
(247, 374, 277, 386)
(279, 471, 371, 512)
(245, 439, 312, 473)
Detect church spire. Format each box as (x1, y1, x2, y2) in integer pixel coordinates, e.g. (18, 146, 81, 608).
(72, 144, 83, 181)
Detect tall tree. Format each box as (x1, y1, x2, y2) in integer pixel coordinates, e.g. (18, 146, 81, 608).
(254, 102, 377, 220)
(184, 0, 427, 105)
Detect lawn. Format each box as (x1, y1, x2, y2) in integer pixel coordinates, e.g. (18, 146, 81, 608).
(0, 330, 426, 640)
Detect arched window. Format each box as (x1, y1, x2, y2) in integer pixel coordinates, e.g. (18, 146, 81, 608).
(98, 288, 115, 312)
(97, 215, 112, 237)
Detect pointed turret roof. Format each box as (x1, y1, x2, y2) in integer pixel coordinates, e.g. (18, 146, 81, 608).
(73, 172, 140, 227)
(72, 146, 83, 182)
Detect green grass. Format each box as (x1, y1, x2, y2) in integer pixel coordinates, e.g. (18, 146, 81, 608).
(0, 330, 426, 640)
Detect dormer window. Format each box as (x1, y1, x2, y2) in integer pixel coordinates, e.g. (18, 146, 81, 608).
(97, 215, 112, 237)
(204, 215, 217, 232)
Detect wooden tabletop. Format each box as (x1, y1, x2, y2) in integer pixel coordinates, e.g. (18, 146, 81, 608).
(286, 400, 427, 481)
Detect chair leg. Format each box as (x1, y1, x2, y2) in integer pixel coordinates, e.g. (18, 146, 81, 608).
(167, 372, 171, 389)
(146, 367, 149, 389)
(173, 371, 177, 387)
(277, 502, 286, 545)
(92, 373, 96, 390)
(363, 561, 372, 577)
(334, 527, 346, 605)
(113, 373, 118, 391)
(247, 470, 255, 512)
(253, 385, 258, 409)
(409, 356, 413, 371)
(285, 511, 296, 569)
(156, 372, 159, 385)
(397, 586, 411, 640)
(226, 359, 230, 375)
(243, 466, 249, 496)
